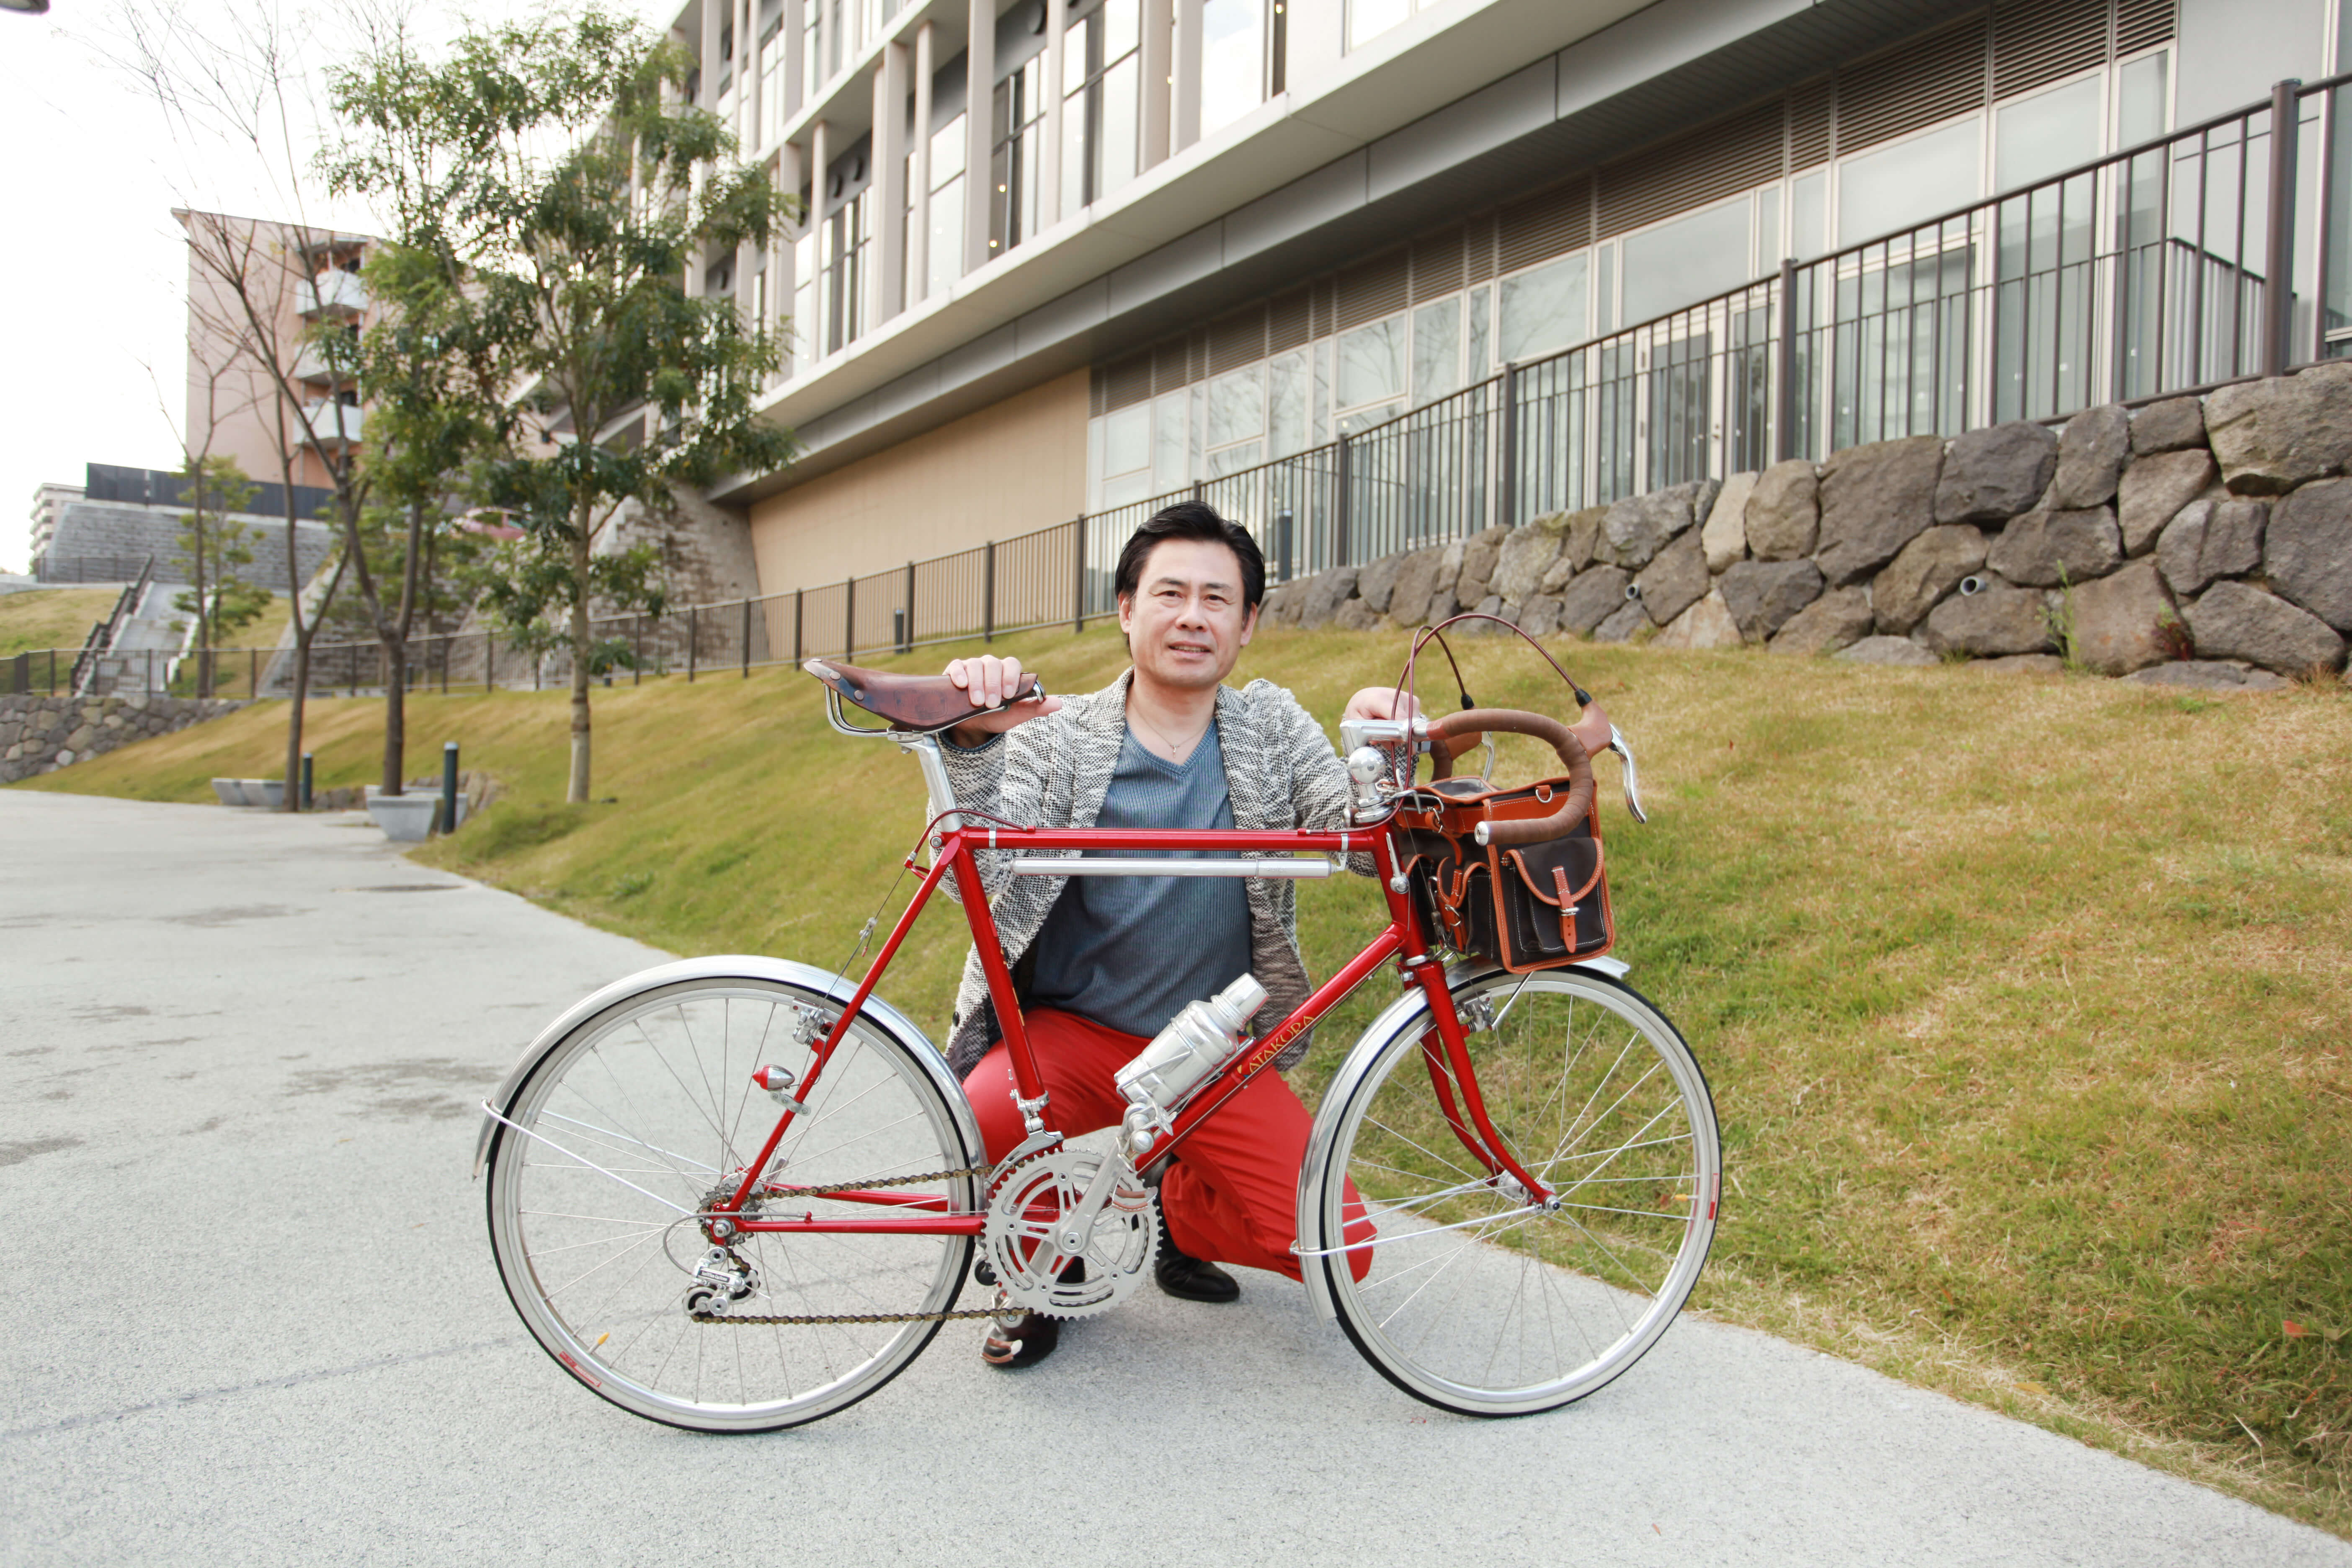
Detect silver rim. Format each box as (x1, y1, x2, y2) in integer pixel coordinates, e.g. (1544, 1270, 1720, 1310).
(1316, 970, 1718, 1416)
(485, 978, 977, 1432)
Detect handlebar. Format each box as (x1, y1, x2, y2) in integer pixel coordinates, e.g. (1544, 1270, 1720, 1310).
(1427, 709, 1596, 848)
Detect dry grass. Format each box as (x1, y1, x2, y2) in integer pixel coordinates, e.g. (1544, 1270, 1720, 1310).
(0, 588, 120, 660)
(16, 626, 2352, 1534)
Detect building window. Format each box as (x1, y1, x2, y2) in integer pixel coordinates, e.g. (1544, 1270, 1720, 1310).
(819, 179, 870, 354)
(1201, 0, 1266, 135)
(1346, 0, 1423, 52)
(1996, 73, 2104, 191)
(991, 57, 1049, 256)
(1836, 116, 1982, 247)
(1063, 0, 1142, 214)
(1497, 253, 1589, 365)
(759, 23, 786, 146)
(1412, 297, 1462, 405)
(1620, 198, 1752, 323)
(928, 113, 967, 296)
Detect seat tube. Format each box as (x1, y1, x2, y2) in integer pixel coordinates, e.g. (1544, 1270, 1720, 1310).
(946, 843, 1050, 1117)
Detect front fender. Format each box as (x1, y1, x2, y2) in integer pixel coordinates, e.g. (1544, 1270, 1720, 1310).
(1292, 956, 1629, 1323)
(469, 955, 979, 1181)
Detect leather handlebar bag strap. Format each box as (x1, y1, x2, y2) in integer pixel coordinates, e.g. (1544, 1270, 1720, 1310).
(1391, 708, 1614, 973)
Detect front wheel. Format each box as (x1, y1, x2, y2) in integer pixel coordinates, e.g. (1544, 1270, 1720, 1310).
(484, 975, 982, 1433)
(1306, 967, 1719, 1416)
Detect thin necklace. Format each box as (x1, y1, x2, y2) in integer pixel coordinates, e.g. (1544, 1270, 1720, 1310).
(1131, 706, 1208, 762)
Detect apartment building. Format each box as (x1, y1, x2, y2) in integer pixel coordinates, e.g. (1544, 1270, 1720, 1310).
(659, 0, 2343, 612)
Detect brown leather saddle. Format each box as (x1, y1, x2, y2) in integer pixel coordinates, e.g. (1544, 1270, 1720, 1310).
(804, 658, 1042, 732)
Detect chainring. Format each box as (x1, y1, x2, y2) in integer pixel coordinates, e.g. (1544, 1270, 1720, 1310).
(981, 1147, 1157, 1319)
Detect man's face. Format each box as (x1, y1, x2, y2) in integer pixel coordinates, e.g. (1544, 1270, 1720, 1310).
(1117, 537, 1258, 693)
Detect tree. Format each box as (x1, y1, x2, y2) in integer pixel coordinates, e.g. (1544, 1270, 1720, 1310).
(326, 7, 795, 803)
(172, 454, 275, 686)
(113, 0, 363, 809)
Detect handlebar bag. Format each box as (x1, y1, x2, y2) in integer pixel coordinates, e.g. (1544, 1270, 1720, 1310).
(1394, 775, 1613, 972)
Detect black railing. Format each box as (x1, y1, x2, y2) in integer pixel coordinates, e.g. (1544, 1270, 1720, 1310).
(14, 78, 2350, 701)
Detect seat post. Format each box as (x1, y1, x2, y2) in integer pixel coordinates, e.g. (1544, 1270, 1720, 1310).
(900, 732, 962, 836)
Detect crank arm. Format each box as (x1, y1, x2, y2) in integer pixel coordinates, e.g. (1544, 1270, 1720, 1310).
(1042, 1150, 1133, 1267)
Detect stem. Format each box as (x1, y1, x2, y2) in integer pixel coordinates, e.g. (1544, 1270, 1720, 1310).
(568, 488, 594, 805)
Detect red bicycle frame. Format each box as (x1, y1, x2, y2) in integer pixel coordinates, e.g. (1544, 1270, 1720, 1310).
(717, 818, 1553, 1238)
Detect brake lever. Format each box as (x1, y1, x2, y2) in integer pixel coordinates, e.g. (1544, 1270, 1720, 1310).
(1607, 725, 1648, 824)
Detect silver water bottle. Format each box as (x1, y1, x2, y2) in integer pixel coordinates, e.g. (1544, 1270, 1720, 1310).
(1114, 973, 1269, 1143)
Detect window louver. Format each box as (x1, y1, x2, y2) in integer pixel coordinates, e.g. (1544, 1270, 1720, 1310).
(2115, 0, 2176, 56)
(1598, 101, 1783, 239)
(1409, 226, 1466, 304)
(1834, 14, 1988, 155)
(1992, 0, 2107, 99)
(1498, 176, 1591, 275)
(1335, 246, 1411, 330)
(1268, 286, 1313, 353)
(1208, 306, 1267, 377)
(1464, 213, 1499, 283)
(1101, 351, 1153, 413)
(1788, 75, 1834, 171)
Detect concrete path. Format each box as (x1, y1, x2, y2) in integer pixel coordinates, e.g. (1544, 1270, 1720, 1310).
(0, 791, 2343, 1568)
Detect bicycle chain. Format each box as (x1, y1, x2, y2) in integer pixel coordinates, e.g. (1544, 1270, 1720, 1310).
(690, 1161, 1004, 1328)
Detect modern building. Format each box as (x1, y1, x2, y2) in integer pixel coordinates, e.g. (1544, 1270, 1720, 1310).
(648, 0, 2349, 640)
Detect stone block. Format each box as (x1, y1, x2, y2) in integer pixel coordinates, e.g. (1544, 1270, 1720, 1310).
(2202, 362, 2352, 494)
(1355, 552, 1407, 614)
(2124, 660, 2292, 693)
(1454, 526, 1512, 603)
(2130, 396, 2207, 454)
(1556, 566, 1632, 636)
(1490, 525, 1565, 604)
(1986, 508, 2122, 587)
(1601, 480, 1714, 570)
(2264, 476, 2352, 631)
(1518, 595, 1565, 637)
(1923, 580, 2055, 657)
(1561, 505, 1609, 571)
(1296, 567, 1359, 629)
(1871, 525, 1986, 635)
(1718, 559, 1825, 643)
(1652, 589, 1743, 650)
(2049, 404, 2131, 508)
(1816, 435, 1942, 585)
(1744, 460, 1820, 560)
(1333, 597, 1384, 631)
(1934, 422, 2057, 523)
(2187, 581, 2347, 673)
(1538, 553, 1579, 594)
(1700, 472, 1756, 572)
(1593, 600, 1651, 643)
(2115, 447, 2217, 555)
(2155, 499, 2267, 597)
(2067, 560, 2175, 675)
(1635, 531, 1709, 625)
(1836, 636, 1939, 667)
(1460, 594, 1510, 632)
(1385, 545, 1452, 627)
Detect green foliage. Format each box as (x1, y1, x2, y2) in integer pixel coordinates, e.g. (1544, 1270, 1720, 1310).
(458, 529, 666, 674)
(324, 6, 799, 797)
(172, 455, 275, 644)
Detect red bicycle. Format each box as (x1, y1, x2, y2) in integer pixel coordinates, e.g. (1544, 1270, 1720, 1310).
(474, 650, 1719, 1431)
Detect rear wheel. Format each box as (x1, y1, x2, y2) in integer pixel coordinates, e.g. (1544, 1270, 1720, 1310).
(484, 977, 980, 1432)
(1309, 967, 1718, 1416)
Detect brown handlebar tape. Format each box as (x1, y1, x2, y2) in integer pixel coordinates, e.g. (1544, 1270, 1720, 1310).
(1428, 709, 1596, 847)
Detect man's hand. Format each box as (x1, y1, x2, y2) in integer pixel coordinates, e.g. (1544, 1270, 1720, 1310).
(1341, 686, 1421, 725)
(945, 655, 1062, 746)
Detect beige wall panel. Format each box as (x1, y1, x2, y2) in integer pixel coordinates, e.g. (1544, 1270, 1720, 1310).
(749, 370, 1090, 591)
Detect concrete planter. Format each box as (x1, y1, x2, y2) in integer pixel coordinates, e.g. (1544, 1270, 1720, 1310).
(366, 792, 441, 842)
(212, 778, 284, 807)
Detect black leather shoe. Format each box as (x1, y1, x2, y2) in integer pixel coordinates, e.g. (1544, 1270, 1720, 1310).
(1155, 1210, 1239, 1303)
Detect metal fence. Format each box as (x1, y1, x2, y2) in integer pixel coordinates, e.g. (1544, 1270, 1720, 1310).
(13, 77, 2350, 701)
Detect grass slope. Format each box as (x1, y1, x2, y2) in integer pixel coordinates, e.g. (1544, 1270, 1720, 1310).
(18, 628, 2352, 1533)
(0, 588, 119, 660)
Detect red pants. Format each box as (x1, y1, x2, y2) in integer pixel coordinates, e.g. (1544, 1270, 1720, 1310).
(967, 1008, 1370, 1283)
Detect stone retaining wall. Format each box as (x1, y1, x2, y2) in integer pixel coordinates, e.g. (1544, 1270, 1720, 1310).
(1262, 364, 2352, 687)
(0, 694, 244, 785)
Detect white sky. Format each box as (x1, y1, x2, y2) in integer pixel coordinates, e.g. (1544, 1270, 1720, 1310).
(0, 0, 676, 573)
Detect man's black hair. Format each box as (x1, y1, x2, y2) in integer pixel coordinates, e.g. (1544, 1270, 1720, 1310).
(1113, 500, 1266, 613)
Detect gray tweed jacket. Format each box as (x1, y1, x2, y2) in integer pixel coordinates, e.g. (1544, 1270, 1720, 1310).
(936, 669, 1358, 1078)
